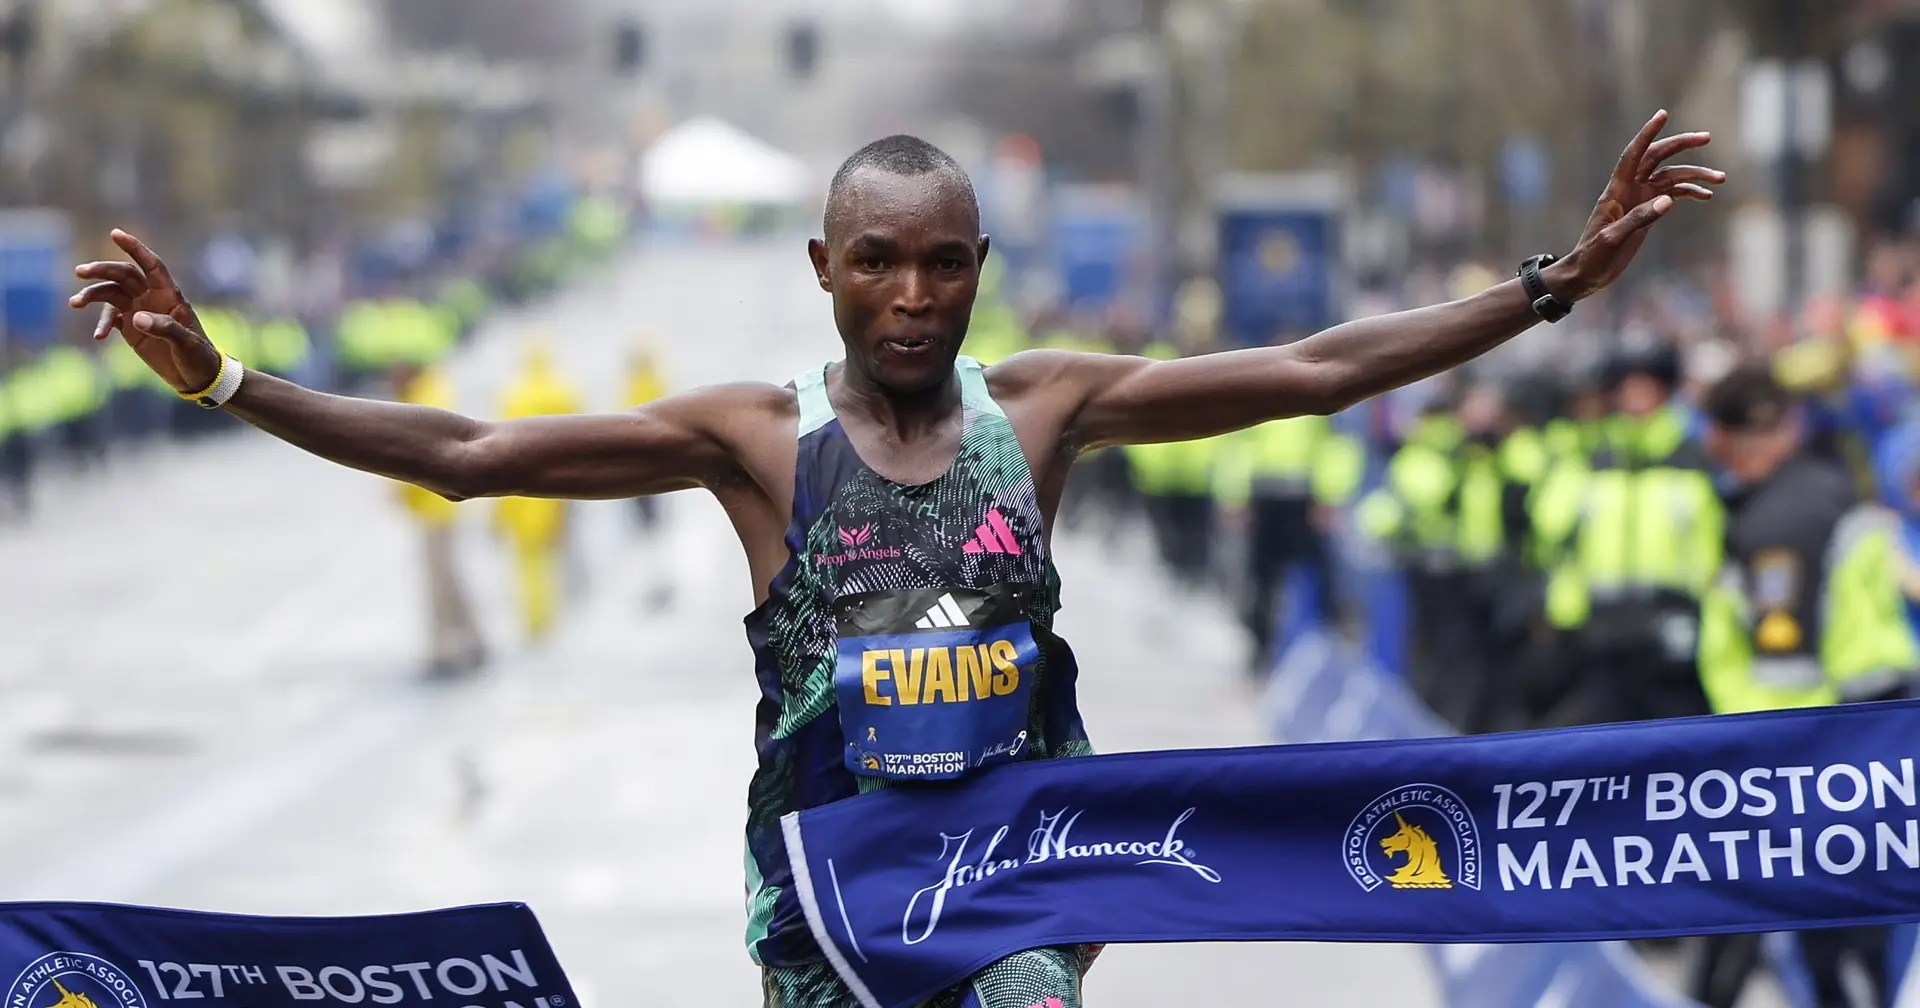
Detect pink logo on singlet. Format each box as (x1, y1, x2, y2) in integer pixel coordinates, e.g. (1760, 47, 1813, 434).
(839, 524, 873, 547)
(961, 509, 1023, 556)
(1022, 999, 1065, 1008)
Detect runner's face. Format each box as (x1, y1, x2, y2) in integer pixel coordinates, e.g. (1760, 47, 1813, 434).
(811, 170, 988, 394)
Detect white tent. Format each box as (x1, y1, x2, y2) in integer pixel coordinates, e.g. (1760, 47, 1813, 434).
(640, 117, 812, 208)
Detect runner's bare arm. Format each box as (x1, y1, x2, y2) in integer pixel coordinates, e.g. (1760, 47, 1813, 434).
(69, 230, 760, 501)
(223, 373, 757, 500)
(1051, 110, 1723, 450)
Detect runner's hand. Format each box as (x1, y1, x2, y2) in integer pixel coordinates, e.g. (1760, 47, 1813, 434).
(68, 230, 220, 394)
(1548, 109, 1724, 302)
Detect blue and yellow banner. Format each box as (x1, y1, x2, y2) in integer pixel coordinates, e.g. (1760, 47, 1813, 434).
(0, 903, 576, 1008)
(785, 700, 1920, 1008)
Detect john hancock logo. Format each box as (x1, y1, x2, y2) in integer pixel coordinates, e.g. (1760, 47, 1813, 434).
(902, 807, 1221, 946)
(1345, 783, 1481, 893)
(8, 952, 150, 1008)
(817, 523, 900, 567)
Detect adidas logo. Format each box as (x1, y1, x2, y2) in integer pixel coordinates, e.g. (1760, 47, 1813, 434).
(914, 593, 972, 630)
(961, 508, 1023, 556)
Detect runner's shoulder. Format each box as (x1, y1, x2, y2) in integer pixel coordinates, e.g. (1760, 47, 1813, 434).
(653, 380, 796, 429)
(983, 347, 1152, 402)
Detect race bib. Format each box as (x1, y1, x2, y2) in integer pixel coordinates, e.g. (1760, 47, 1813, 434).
(833, 586, 1038, 781)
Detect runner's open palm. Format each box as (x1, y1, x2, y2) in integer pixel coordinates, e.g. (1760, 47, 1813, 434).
(68, 230, 220, 394)
(1556, 109, 1724, 301)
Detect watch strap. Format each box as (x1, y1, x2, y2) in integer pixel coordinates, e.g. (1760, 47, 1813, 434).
(1518, 254, 1571, 323)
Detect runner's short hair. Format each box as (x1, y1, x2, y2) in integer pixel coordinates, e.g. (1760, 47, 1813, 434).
(1704, 362, 1792, 433)
(824, 135, 978, 240)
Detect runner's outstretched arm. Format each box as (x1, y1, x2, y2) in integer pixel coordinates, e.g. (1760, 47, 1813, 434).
(68, 231, 754, 501)
(1056, 110, 1724, 450)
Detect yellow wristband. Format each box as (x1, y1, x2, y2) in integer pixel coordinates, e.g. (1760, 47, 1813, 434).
(176, 350, 229, 402)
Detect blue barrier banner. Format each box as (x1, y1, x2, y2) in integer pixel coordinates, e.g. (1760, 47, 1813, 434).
(785, 700, 1920, 1008)
(0, 903, 577, 1008)
(1427, 941, 1692, 1008)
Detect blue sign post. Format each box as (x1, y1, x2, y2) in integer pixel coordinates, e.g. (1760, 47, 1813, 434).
(1049, 185, 1145, 317)
(1215, 172, 1346, 346)
(0, 209, 71, 351)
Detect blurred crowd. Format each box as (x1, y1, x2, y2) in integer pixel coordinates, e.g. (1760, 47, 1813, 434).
(0, 181, 631, 526)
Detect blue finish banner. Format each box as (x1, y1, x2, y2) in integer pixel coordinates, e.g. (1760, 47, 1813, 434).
(0, 903, 576, 1008)
(784, 701, 1920, 1008)
(1264, 628, 1697, 1007)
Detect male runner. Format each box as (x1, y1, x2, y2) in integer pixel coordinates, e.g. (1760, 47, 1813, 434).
(70, 111, 1719, 1008)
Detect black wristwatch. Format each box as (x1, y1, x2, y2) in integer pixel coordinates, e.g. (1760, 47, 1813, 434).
(1516, 253, 1572, 323)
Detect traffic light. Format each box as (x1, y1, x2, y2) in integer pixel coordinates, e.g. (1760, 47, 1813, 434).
(786, 22, 817, 80)
(613, 19, 645, 76)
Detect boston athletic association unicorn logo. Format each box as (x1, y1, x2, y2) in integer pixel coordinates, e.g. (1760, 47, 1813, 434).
(1345, 784, 1481, 894)
(6, 952, 149, 1008)
(45, 980, 101, 1008)
(1378, 812, 1452, 889)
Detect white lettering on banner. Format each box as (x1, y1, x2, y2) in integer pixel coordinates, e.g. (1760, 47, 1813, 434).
(1663, 833, 1710, 884)
(1819, 765, 1868, 812)
(1818, 825, 1867, 875)
(437, 960, 487, 997)
(1560, 838, 1607, 888)
(1778, 767, 1814, 814)
(1647, 773, 1686, 821)
(1691, 772, 1739, 819)
(1741, 768, 1778, 816)
(1708, 831, 1750, 880)
(1499, 841, 1550, 890)
(1517, 762, 1918, 828)
(900, 807, 1222, 946)
(1615, 836, 1656, 885)
(1873, 760, 1916, 808)
(1760, 827, 1805, 879)
(269, 952, 544, 1004)
(1493, 822, 1920, 890)
(1880, 820, 1920, 870)
(1476, 755, 1920, 899)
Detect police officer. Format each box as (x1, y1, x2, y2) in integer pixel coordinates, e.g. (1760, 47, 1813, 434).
(1691, 363, 1918, 1008)
(1530, 341, 1724, 725)
(1218, 405, 1363, 671)
(1356, 398, 1467, 708)
(1449, 383, 1541, 731)
(1124, 365, 1226, 589)
(1542, 359, 1610, 466)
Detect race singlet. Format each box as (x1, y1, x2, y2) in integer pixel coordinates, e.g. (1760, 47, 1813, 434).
(833, 586, 1039, 780)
